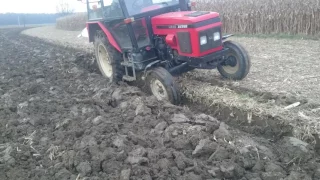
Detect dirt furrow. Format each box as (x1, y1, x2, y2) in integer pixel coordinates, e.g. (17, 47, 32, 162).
(21, 26, 320, 143)
(1, 28, 320, 180)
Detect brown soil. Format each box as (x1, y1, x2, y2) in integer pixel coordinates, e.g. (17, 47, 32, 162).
(21, 27, 320, 141)
(1, 28, 320, 180)
(22, 27, 320, 103)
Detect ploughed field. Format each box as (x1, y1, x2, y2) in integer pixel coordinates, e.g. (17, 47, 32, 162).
(1, 27, 320, 180)
(22, 26, 320, 141)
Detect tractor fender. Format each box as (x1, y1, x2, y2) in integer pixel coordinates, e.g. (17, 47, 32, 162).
(86, 22, 122, 52)
(222, 34, 234, 41)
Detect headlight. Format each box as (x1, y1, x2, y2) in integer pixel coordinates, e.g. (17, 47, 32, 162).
(213, 32, 220, 41)
(200, 36, 207, 45)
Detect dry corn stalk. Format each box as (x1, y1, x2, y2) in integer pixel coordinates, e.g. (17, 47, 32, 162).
(195, 0, 320, 36)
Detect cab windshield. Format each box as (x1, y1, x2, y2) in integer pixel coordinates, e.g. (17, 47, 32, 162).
(87, 0, 179, 20)
(124, 0, 179, 16)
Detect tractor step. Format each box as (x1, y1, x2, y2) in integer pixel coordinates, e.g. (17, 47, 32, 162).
(122, 56, 136, 82)
(122, 75, 136, 82)
(121, 61, 133, 67)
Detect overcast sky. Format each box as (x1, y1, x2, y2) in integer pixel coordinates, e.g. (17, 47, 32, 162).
(0, 0, 87, 13)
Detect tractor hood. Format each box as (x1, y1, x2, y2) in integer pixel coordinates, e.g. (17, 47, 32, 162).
(151, 11, 220, 28)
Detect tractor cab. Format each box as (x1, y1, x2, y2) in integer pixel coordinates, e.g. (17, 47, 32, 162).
(86, 0, 191, 51)
(82, 0, 251, 105)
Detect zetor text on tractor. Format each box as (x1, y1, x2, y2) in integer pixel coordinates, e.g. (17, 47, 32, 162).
(81, 0, 251, 104)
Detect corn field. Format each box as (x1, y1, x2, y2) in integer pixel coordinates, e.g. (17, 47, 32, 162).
(196, 0, 320, 36)
(57, 0, 320, 36)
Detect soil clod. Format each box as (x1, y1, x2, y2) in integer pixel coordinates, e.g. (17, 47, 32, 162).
(0, 28, 319, 180)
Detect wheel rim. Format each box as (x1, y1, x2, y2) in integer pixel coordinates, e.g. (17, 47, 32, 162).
(98, 44, 113, 78)
(221, 55, 239, 75)
(150, 79, 169, 101)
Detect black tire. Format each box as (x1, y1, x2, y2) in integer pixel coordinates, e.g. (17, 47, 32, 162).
(94, 30, 123, 83)
(146, 67, 181, 105)
(217, 41, 251, 80)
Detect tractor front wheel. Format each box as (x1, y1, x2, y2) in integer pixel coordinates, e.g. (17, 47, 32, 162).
(217, 41, 251, 80)
(146, 67, 181, 105)
(94, 31, 123, 83)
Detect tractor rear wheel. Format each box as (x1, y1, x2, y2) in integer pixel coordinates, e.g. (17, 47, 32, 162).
(217, 41, 251, 80)
(146, 67, 181, 105)
(94, 31, 123, 83)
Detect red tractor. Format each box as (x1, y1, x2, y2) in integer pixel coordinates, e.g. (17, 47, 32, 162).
(81, 0, 251, 104)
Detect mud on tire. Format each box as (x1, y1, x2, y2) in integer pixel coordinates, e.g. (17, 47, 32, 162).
(217, 41, 251, 80)
(147, 67, 181, 105)
(94, 30, 123, 83)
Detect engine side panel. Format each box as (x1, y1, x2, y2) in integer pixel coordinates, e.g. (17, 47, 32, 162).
(152, 11, 220, 25)
(176, 32, 192, 54)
